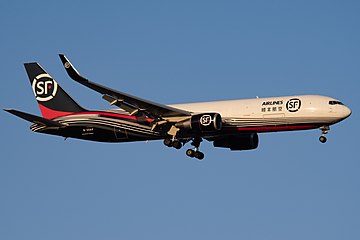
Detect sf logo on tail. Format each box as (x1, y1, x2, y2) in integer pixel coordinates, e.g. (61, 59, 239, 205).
(31, 74, 58, 102)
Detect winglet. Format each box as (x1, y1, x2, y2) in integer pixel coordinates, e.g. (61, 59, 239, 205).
(59, 54, 87, 82)
(58, 54, 109, 94)
(4, 108, 66, 127)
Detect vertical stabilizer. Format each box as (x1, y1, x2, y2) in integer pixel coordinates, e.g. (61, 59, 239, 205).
(24, 63, 86, 119)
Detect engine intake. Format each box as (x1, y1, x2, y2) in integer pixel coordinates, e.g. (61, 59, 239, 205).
(213, 133, 259, 150)
(175, 113, 222, 132)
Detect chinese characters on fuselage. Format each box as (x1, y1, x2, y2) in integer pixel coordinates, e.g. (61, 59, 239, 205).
(261, 100, 283, 113)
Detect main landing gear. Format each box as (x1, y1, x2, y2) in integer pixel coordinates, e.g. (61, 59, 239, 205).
(185, 137, 204, 160)
(163, 137, 205, 160)
(319, 126, 330, 143)
(163, 138, 182, 149)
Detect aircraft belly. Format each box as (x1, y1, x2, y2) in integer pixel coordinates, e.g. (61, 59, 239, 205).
(222, 115, 340, 133)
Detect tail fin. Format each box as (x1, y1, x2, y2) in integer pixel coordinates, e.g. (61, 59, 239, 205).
(24, 63, 86, 119)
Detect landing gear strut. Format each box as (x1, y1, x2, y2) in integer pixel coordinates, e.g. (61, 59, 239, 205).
(186, 137, 205, 160)
(319, 126, 330, 143)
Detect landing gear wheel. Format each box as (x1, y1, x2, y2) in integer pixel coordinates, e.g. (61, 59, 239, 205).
(164, 138, 172, 147)
(172, 141, 182, 149)
(185, 137, 205, 160)
(319, 136, 327, 143)
(319, 126, 329, 144)
(186, 149, 195, 158)
(194, 151, 204, 160)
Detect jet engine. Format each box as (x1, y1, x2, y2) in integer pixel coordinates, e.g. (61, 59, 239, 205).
(175, 113, 222, 132)
(213, 133, 259, 150)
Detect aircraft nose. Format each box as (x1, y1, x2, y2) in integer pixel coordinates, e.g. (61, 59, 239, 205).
(342, 105, 352, 119)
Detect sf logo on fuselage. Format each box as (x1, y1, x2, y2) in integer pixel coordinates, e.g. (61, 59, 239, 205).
(286, 98, 301, 112)
(32, 73, 58, 102)
(200, 115, 212, 126)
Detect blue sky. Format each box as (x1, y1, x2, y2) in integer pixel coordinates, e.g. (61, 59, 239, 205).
(1, 1, 359, 239)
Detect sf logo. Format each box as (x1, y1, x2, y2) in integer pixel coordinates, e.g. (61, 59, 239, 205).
(286, 98, 301, 112)
(32, 74, 58, 102)
(200, 115, 212, 126)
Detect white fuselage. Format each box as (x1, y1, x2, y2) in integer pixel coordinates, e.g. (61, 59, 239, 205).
(170, 95, 351, 132)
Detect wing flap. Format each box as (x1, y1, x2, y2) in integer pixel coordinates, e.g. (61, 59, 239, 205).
(102, 94, 139, 115)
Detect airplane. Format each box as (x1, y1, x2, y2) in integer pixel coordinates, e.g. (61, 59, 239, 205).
(4, 54, 352, 160)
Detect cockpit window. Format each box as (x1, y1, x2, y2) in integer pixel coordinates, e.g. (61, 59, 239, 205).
(329, 101, 344, 105)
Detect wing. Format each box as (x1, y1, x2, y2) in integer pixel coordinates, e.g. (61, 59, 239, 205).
(58, 54, 191, 119)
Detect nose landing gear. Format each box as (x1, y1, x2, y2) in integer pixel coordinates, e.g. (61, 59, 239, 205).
(319, 126, 330, 143)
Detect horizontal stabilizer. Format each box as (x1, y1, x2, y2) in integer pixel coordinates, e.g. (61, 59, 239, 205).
(4, 109, 66, 127)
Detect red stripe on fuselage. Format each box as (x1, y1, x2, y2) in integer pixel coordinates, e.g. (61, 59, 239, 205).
(38, 104, 74, 119)
(38, 105, 142, 121)
(83, 111, 139, 120)
(225, 124, 318, 133)
(50, 110, 153, 123)
(77, 111, 153, 123)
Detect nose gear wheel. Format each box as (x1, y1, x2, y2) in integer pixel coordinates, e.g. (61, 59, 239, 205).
(319, 126, 330, 143)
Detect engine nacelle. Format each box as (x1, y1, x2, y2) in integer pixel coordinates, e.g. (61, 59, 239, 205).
(213, 133, 259, 151)
(175, 113, 222, 132)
